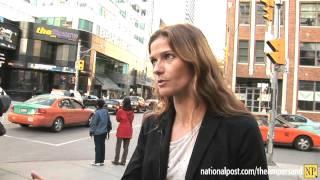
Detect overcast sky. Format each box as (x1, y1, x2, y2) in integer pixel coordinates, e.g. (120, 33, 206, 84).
(158, 0, 227, 59)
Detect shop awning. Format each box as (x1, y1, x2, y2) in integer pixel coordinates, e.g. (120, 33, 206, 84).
(95, 76, 121, 91)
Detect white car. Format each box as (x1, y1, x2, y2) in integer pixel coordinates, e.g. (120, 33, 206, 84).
(277, 114, 320, 129)
(50, 89, 83, 104)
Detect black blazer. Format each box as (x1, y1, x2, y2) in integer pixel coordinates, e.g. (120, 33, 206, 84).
(122, 108, 269, 180)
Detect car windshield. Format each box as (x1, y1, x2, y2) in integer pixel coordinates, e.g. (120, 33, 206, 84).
(130, 96, 138, 101)
(105, 100, 119, 105)
(25, 95, 56, 106)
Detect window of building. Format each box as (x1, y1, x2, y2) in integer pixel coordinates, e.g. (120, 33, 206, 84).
(96, 25, 100, 35)
(35, 17, 67, 27)
(32, 40, 41, 57)
(256, 3, 265, 24)
(139, 23, 145, 30)
(300, 3, 320, 26)
(120, 10, 126, 18)
(238, 40, 249, 63)
(300, 43, 320, 66)
(141, 9, 146, 16)
(298, 80, 320, 111)
(78, 19, 93, 32)
(236, 79, 271, 113)
(255, 41, 265, 64)
(239, 2, 250, 24)
(100, 7, 106, 17)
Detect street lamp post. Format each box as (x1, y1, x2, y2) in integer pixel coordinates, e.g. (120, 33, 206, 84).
(266, 0, 282, 165)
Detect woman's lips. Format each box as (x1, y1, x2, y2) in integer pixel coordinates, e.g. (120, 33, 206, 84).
(158, 80, 168, 87)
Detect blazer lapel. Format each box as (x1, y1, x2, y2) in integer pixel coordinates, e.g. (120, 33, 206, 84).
(185, 110, 222, 180)
(159, 108, 175, 180)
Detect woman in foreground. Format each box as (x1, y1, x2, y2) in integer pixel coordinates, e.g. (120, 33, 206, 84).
(121, 24, 268, 180)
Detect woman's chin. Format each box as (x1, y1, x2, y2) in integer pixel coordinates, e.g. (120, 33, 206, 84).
(158, 89, 173, 97)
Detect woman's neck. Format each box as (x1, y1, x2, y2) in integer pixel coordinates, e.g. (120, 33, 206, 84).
(173, 95, 206, 127)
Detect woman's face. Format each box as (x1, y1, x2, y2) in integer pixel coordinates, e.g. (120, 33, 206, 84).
(150, 36, 193, 97)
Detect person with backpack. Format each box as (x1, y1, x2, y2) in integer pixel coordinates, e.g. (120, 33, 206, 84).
(112, 97, 134, 166)
(90, 99, 112, 166)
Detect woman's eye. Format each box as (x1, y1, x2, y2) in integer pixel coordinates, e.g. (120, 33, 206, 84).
(150, 59, 157, 65)
(164, 53, 175, 60)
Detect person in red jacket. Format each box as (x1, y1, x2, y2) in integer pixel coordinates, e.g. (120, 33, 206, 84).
(112, 97, 134, 166)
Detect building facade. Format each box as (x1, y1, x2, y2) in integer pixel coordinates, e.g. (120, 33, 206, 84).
(226, 0, 320, 121)
(0, 0, 157, 100)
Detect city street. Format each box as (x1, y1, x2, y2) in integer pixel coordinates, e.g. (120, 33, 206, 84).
(0, 113, 143, 163)
(1, 112, 319, 167)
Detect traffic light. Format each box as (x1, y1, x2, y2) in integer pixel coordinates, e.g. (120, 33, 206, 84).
(260, 0, 274, 22)
(78, 59, 84, 71)
(266, 38, 285, 65)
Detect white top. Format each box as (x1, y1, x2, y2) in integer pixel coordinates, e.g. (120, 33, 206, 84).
(166, 123, 201, 180)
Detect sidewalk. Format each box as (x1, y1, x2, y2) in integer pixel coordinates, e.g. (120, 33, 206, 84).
(0, 160, 306, 180)
(0, 160, 125, 180)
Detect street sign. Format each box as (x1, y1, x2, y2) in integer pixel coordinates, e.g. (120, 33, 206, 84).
(266, 38, 285, 65)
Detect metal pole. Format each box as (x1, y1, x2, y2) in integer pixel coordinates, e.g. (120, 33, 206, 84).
(74, 40, 81, 92)
(266, 0, 281, 165)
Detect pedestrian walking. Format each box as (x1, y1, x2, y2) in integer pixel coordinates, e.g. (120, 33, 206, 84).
(112, 97, 134, 166)
(90, 99, 112, 166)
(122, 24, 268, 180)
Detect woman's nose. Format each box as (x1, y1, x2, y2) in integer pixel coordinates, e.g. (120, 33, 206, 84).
(153, 61, 164, 75)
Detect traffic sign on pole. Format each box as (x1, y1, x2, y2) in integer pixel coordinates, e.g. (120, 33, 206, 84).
(266, 38, 285, 65)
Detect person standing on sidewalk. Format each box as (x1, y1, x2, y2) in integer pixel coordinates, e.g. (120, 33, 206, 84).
(90, 99, 112, 166)
(112, 97, 134, 166)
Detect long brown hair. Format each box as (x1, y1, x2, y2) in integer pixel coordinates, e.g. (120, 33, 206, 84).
(148, 24, 249, 118)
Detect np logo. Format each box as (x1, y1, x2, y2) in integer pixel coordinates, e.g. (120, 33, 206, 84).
(304, 164, 318, 179)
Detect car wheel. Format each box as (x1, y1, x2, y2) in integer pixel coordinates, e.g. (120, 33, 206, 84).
(19, 124, 29, 128)
(87, 114, 93, 127)
(51, 118, 64, 132)
(294, 136, 312, 151)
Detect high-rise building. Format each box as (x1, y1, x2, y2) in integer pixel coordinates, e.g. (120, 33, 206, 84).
(225, 0, 320, 121)
(159, 0, 196, 24)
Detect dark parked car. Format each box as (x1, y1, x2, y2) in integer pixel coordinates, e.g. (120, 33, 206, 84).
(145, 99, 159, 110)
(129, 96, 146, 113)
(104, 99, 120, 114)
(83, 95, 99, 107)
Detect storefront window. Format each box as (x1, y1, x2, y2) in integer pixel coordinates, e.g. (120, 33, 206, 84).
(52, 73, 74, 90)
(55, 44, 77, 67)
(7, 69, 50, 100)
